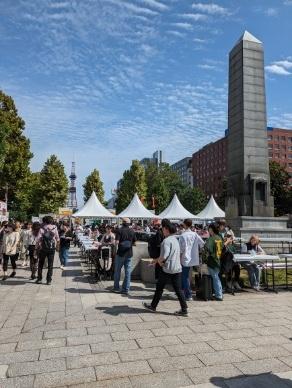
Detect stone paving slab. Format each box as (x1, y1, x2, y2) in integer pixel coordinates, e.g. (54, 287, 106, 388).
(1, 249, 292, 387)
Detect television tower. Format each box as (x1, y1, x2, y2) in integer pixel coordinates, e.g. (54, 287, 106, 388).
(67, 162, 77, 210)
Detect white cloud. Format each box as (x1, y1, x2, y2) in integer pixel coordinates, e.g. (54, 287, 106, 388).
(172, 22, 193, 30)
(140, 0, 169, 11)
(191, 3, 230, 16)
(284, 0, 292, 5)
(193, 38, 207, 43)
(180, 13, 208, 21)
(265, 7, 278, 16)
(166, 30, 186, 38)
(198, 64, 216, 70)
(265, 58, 292, 75)
(265, 64, 291, 75)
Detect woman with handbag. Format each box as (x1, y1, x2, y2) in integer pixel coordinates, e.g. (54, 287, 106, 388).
(143, 222, 188, 316)
(27, 222, 41, 280)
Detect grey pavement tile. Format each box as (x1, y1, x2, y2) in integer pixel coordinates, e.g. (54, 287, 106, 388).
(46, 311, 66, 323)
(67, 351, 120, 369)
(257, 318, 292, 327)
(95, 360, 152, 381)
(280, 355, 292, 368)
(178, 333, 221, 344)
(18, 332, 43, 342)
(0, 350, 39, 364)
(138, 313, 179, 322)
(0, 364, 8, 378)
(111, 329, 154, 341)
(248, 335, 291, 346)
(43, 327, 87, 339)
(163, 318, 202, 328)
(184, 364, 243, 384)
(241, 345, 291, 360)
(119, 346, 168, 362)
(207, 338, 255, 351)
(91, 340, 139, 354)
(148, 354, 203, 372)
(70, 377, 132, 388)
(25, 322, 67, 332)
(0, 343, 17, 354)
(136, 335, 182, 348)
(87, 324, 129, 335)
(127, 321, 167, 331)
(225, 321, 263, 330)
(218, 329, 258, 340)
(22, 318, 46, 331)
(16, 338, 66, 351)
(282, 343, 292, 352)
(152, 326, 193, 337)
(253, 325, 292, 337)
(234, 358, 291, 375)
(34, 366, 96, 387)
(130, 370, 193, 388)
(7, 358, 67, 377)
(40, 344, 91, 360)
(195, 316, 236, 325)
(0, 375, 35, 388)
(191, 324, 228, 333)
(197, 350, 249, 366)
(67, 319, 106, 329)
(166, 342, 214, 357)
(67, 333, 112, 346)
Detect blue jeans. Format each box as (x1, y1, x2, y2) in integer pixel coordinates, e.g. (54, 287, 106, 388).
(208, 266, 223, 299)
(242, 263, 261, 288)
(114, 255, 132, 293)
(59, 246, 69, 267)
(181, 265, 192, 299)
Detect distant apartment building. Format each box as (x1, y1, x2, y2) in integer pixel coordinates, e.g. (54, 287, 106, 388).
(192, 136, 227, 199)
(171, 157, 193, 187)
(191, 127, 292, 199)
(140, 150, 163, 168)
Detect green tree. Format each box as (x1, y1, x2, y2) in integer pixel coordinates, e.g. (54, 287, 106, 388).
(116, 160, 147, 213)
(0, 90, 33, 206)
(269, 160, 292, 216)
(180, 186, 207, 215)
(39, 155, 68, 213)
(83, 169, 105, 202)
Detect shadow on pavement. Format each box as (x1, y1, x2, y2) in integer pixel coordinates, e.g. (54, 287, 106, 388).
(95, 304, 175, 317)
(210, 372, 292, 387)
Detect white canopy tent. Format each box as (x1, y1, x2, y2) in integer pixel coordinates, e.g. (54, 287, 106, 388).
(195, 195, 225, 220)
(72, 192, 115, 219)
(117, 193, 158, 219)
(158, 194, 197, 220)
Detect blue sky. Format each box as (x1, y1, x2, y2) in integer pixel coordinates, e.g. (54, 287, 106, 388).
(1, 0, 292, 204)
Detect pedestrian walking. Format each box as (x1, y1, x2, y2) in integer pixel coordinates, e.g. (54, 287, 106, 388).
(27, 222, 41, 280)
(36, 216, 59, 285)
(59, 223, 73, 269)
(2, 223, 20, 280)
(179, 219, 204, 301)
(0, 221, 8, 266)
(112, 218, 136, 295)
(143, 222, 188, 316)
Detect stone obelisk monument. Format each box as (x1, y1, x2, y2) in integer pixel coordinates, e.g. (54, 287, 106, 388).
(226, 31, 290, 239)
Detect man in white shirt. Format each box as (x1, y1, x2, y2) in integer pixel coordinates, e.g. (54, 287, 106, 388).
(179, 219, 204, 301)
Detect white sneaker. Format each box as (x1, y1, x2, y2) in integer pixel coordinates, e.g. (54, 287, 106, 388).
(233, 281, 242, 290)
(60, 265, 64, 270)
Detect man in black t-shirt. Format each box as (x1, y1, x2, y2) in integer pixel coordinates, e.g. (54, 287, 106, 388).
(113, 218, 136, 295)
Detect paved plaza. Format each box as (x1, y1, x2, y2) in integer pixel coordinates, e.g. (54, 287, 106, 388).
(1, 249, 292, 387)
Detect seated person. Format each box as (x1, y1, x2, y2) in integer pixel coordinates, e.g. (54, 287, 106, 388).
(101, 226, 115, 246)
(241, 234, 265, 291)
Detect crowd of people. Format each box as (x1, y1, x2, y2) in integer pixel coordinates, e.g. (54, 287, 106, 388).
(0, 216, 265, 316)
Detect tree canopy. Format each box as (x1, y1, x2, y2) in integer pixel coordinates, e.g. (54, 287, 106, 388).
(39, 155, 69, 213)
(116, 160, 147, 213)
(0, 90, 33, 207)
(83, 169, 105, 203)
(270, 160, 292, 216)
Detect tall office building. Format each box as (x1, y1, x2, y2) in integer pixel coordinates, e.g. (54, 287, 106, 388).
(171, 157, 193, 187)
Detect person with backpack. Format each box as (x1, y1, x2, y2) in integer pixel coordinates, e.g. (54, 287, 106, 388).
(203, 223, 224, 301)
(36, 216, 59, 285)
(179, 219, 204, 301)
(112, 218, 136, 295)
(143, 222, 188, 316)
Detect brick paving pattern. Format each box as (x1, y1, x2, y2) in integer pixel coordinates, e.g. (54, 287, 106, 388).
(0, 248, 292, 387)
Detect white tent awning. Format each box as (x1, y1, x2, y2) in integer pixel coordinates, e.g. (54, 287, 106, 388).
(195, 195, 225, 220)
(158, 194, 197, 220)
(117, 193, 158, 219)
(72, 192, 115, 218)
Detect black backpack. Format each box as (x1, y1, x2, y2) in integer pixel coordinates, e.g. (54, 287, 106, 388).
(148, 231, 162, 259)
(220, 246, 234, 274)
(41, 228, 56, 251)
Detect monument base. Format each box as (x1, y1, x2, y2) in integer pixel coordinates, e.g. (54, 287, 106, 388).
(227, 216, 292, 253)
